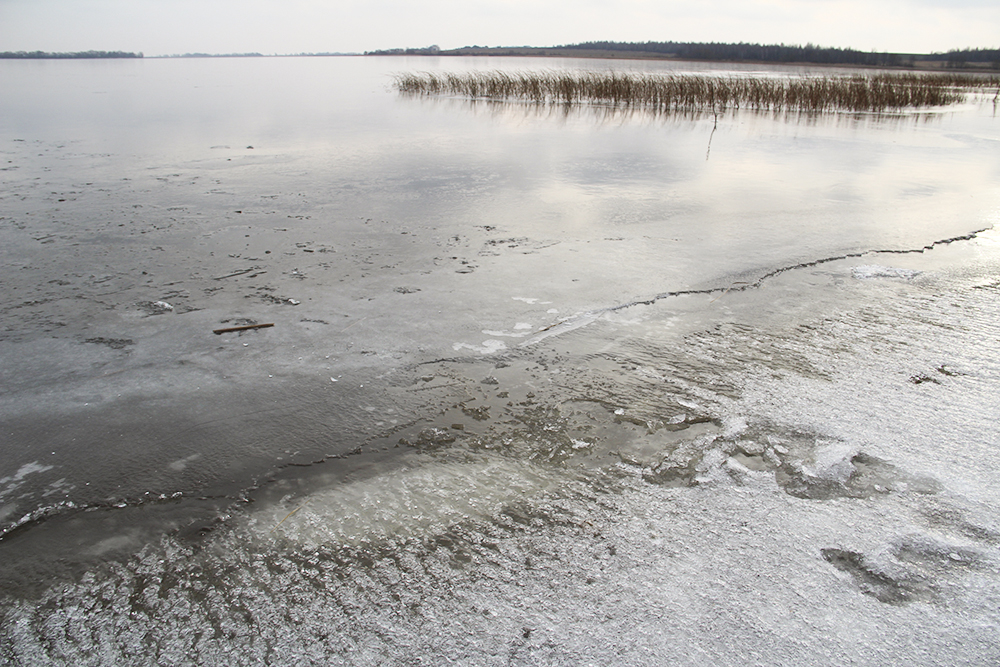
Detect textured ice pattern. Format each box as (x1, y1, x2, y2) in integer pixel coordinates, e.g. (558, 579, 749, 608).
(4, 242, 1000, 666)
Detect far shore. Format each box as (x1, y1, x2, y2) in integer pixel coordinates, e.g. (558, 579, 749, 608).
(367, 50, 1000, 74)
(6, 43, 997, 73)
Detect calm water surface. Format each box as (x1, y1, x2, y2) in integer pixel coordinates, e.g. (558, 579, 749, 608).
(1, 56, 999, 665)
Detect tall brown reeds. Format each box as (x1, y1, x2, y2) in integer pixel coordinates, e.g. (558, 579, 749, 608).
(393, 70, 998, 114)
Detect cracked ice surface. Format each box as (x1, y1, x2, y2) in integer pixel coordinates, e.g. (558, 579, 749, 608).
(2, 57, 1000, 665)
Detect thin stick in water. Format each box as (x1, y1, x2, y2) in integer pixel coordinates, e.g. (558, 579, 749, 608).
(213, 323, 275, 334)
(270, 502, 308, 534)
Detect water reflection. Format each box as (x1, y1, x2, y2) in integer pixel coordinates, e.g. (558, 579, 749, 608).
(400, 91, 950, 130)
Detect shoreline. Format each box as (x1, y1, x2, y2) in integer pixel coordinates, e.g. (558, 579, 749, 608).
(1, 223, 995, 592)
(365, 49, 1000, 74)
(6, 50, 994, 74)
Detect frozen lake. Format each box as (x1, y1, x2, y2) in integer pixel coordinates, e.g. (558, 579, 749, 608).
(1, 56, 999, 665)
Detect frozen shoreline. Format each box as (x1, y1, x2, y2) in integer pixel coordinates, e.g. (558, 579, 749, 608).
(3, 56, 1000, 664)
(3, 227, 1000, 664)
(0, 197, 992, 544)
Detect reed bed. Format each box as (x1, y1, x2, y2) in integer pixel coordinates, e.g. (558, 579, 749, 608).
(393, 70, 997, 113)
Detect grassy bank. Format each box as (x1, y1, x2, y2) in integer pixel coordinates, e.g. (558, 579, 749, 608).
(393, 70, 998, 113)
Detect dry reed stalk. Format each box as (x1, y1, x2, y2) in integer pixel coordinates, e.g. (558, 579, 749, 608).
(393, 70, 995, 114)
(213, 323, 275, 334)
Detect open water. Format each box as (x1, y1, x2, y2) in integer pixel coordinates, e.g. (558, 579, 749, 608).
(1, 55, 999, 665)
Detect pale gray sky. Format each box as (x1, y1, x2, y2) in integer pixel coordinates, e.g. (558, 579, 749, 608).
(0, 0, 996, 56)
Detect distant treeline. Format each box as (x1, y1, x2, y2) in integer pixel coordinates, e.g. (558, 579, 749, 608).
(368, 41, 1000, 69)
(0, 50, 142, 59)
(618, 43, 1000, 68)
(161, 53, 263, 58)
(925, 48, 1000, 67)
(560, 41, 901, 66)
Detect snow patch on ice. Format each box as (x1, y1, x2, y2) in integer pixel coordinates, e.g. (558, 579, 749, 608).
(482, 323, 533, 338)
(168, 453, 202, 472)
(1, 462, 55, 485)
(852, 265, 921, 280)
(804, 442, 859, 485)
(254, 457, 558, 547)
(521, 312, 599, 346)
(453, 339, 507, 355)
(1, 462, 56, 501)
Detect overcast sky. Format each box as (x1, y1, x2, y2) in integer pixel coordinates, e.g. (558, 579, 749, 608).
(0, 0, 996, 56)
